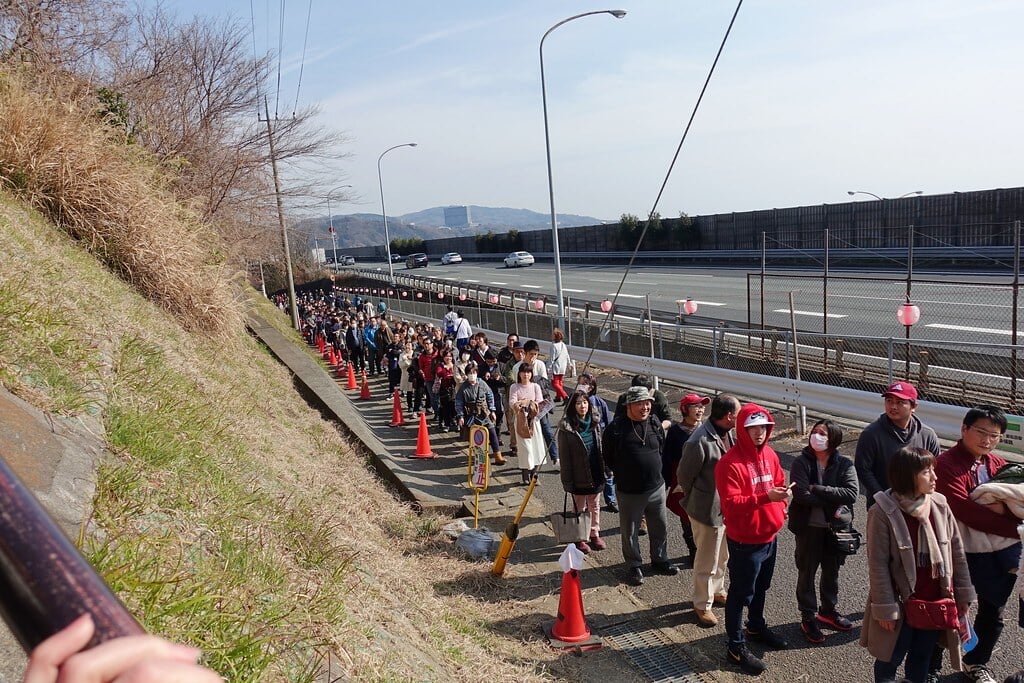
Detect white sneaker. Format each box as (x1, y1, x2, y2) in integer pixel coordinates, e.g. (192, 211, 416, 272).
(964, 664, 998, 683)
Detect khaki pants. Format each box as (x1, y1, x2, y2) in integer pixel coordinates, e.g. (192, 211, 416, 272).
(691, 518, 728, 611)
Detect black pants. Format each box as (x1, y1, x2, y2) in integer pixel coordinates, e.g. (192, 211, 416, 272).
(348, 346, 364, 371)
(963, 543, 1022, 667)
(794, 526, 842, 619)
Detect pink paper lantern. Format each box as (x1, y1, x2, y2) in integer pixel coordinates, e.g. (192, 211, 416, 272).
(438, 292, 444, 299)
(897, 302, 921, 326)
(388, 290, 394, 296)
(416, 292, 423, 299)
(459, 293, 466, 301)
(600, 299, 613, 313)
(683, 298, 698, 315)
(488, 294, 499, 304)
(401, 291, 408, 298)
(534, 299, 544, 312)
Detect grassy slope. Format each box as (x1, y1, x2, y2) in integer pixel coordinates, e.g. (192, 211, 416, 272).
(0, 194, 570, 681)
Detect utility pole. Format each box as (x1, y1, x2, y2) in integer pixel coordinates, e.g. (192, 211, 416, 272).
(264, 97, 299, 330)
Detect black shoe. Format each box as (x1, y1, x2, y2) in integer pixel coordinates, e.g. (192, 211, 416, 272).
(800, 619, 825, 644)
(626, 567, 644, 586)
(727, 645, 766, 675)
(651, 562, 680, 576)
(603, 502, 619, 513)
(816, 610, 854, 631)
(744, 625, 790, 650)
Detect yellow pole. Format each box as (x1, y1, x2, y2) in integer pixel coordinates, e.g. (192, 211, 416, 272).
(491, 473, 539, 577)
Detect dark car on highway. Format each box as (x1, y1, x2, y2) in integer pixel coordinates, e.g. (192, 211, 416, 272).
(405, 253, 428, 269)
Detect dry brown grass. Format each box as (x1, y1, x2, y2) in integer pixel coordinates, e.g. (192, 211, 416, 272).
(0, 68, 240, 337)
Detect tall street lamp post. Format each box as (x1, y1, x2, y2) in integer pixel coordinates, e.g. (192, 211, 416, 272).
(326, 184, 352, 267)
(378, 143, 417, 284)
(540, 9, 626, 329)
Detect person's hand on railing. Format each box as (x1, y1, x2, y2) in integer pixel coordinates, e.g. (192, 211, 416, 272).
(23, 614, 220, 683)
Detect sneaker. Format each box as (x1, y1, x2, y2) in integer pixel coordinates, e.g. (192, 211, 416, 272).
(800, 619, 825, 644)
(817, 611, 854, 631)
(695, 608, 718, 627)
(727, 645, 766, 676)
(713, 592, 729, 606)
(963, 664, 998, 683)
(626, 566, 644, 586)
(651, 562, 680, 576)
(590, 535, 607, 551)
(575, 540, 591, 555)
(638, 518, 648, 536)
(744, 625, 790, 650)
(604, 502, 619, 513)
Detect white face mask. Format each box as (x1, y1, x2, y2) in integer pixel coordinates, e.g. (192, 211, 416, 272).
(809, 433, 829, 452)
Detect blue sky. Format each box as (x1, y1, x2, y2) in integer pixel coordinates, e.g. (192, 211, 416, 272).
(154, 1, 1024, 221)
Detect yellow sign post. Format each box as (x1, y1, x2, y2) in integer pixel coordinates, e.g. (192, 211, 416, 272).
(467, 424, 490, 528)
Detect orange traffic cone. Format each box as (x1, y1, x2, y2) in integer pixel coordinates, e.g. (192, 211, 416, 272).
(389, 389, 404, 427)
(316, 335, 325, 353)
(407, 412, 436, 459)
(322, 344, 331, 361)
(359, 371, 371, 400)
(328, 346, 337, 367)
(545, 568, 602, 649)
(346, 363, 358, 390)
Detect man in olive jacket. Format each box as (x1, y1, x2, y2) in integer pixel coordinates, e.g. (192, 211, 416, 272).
(676, 393, 739, 626)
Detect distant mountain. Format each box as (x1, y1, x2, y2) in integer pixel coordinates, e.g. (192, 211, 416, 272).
(293, 206, 606, 249)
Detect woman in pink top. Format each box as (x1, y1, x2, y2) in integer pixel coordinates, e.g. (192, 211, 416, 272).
(509, 363, 546, 483)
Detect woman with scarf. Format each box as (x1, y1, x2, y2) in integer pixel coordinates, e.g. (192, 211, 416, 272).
(861, 446, 976, 683)
(557, 390, 606, 553)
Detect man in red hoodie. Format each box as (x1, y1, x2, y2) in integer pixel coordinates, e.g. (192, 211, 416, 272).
(716, 404, 792, 676)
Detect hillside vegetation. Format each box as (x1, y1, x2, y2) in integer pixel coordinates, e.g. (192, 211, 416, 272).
(0, 69, 567, 681)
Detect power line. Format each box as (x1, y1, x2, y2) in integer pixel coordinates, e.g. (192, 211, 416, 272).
(293, 0, 313, 117)
(249, 0, 262, 120)
(274, 0, 286, 118)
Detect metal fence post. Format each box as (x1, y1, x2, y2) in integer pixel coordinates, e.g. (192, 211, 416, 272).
(887, 337, 895, 386)
(784, 331, 791, 379)
(713, 329, 719, 368)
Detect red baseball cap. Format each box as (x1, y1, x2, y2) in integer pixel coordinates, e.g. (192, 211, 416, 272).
(882, 381, 918, 402)
(680, 393, 711, 411)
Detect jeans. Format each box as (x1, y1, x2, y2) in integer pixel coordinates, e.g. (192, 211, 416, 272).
(603, 474, 617, 506)
(725, 537, 777, 650)
(873, 622, 940, 682)
(540, 415, 559, 461)
(963, 542, 1021, 667)
(616, 486, 670, 568)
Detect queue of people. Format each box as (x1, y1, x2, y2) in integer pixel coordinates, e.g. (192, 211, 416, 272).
(288, 290, 1024, 683)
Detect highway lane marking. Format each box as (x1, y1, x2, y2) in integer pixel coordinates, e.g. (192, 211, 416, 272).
(925, 323, 1014, 336)
(612, 293, 646, 299)
(522, 284, 541, 289)
(563, 288, 587, 293)
(772, 309, 848, 318)
(488, 281, 507, 285)
(691, 300, 727, 307)
(463, 279, 479, 283)
(830, 293, 1011, 309)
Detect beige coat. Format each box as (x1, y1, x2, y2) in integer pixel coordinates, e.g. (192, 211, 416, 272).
(860, 490, 976, 670)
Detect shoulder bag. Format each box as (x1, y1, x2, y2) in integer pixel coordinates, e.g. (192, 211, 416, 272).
(905, 593, 959, 631)
(550, 493, 591, 544)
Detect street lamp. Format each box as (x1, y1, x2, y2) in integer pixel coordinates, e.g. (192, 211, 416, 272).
(847, 190, 924, 201)
(326, 184, 352, 268)
(540, 9, 626, 330)
(378, 143, 417, 284)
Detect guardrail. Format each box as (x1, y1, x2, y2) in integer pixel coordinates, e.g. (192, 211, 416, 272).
(382, 306, 1023, 461)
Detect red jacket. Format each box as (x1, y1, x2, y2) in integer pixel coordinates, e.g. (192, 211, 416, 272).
(935, 441, 1019, 540)
(716, 403, 787, 544)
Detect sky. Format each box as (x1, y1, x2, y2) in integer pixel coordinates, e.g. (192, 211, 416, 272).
(153, 0, 1024, 222)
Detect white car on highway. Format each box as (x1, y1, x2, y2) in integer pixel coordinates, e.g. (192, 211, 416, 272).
(503, 251, 534, 268)
(441, 252, 463, 265)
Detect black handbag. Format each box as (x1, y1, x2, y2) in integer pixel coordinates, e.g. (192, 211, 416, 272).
(829, 504, 861, 555)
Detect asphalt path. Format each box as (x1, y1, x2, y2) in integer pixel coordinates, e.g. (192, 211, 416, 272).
(522, 378, 1024, 682)
(360, 260, 1021, 348)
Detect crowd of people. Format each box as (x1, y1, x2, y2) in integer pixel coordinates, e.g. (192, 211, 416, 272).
(288, 289, 1024, 683)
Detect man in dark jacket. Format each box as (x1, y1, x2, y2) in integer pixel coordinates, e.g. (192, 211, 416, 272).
(345, 320, 365, 372)
(935, 406, 1019, 683)
(602, 386, 678, 587)
(615, 374, 672, 430)
(854, 381, 939, 507)
(677, 394, 738, 627)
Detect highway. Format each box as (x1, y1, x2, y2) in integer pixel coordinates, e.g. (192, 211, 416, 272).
(358, 260, 1021, 348)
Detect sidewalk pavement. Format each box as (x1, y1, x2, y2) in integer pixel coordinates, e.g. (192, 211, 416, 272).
(247, 314, 722, 682)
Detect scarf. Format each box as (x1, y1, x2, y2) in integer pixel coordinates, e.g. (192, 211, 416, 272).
(892, 491, 947, 579)
(578, 414, 595, 454)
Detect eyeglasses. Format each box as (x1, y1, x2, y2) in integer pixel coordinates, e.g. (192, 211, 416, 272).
(969, 426, 1003, 442)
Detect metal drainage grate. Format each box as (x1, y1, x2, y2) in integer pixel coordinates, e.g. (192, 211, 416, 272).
(603, 618, 714, 682)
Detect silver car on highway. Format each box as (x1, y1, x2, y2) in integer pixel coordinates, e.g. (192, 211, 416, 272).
(503, 251, 534, 268)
